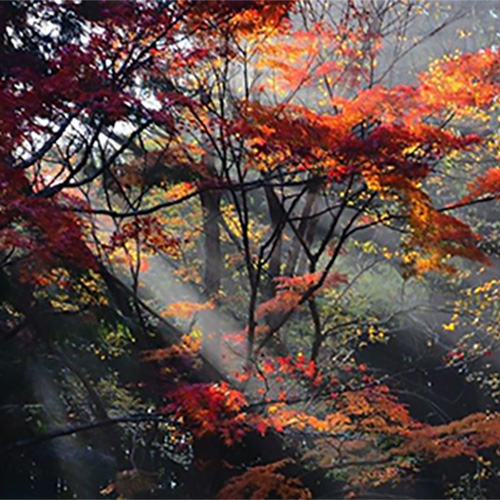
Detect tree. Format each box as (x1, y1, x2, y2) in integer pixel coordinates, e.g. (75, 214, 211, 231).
(3, 1, 500, 499)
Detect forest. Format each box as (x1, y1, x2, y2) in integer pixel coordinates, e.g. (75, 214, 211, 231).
(3, 1, 500, 498)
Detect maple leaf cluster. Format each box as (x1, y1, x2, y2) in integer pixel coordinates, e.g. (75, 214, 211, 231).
(257, 272, 348, 318)
(5, 1, 500, 498)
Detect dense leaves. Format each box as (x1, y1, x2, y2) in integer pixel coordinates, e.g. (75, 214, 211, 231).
(4, 1, 500, 499)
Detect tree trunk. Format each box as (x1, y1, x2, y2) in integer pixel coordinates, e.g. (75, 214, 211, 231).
(263, 185, 285, 299)
(284, 181, 321, 277)
(200, 189, 222, 296)
(200, 153, 223, 297)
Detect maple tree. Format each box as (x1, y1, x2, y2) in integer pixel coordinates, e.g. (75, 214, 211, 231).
(4, 1, 500, 499)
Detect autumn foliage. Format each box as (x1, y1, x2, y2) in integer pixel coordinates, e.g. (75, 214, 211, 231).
(4, 1, 500, 499)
